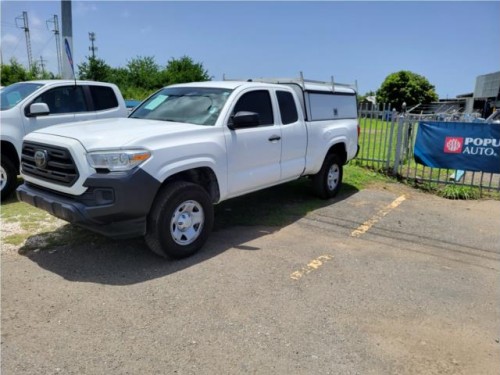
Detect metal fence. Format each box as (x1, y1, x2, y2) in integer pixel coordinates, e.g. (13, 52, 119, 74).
(355, 104, 500, 194)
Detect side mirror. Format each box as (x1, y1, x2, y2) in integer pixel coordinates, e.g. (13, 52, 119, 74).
(27, 103, 50, 117)
(228, 111, 260, 130)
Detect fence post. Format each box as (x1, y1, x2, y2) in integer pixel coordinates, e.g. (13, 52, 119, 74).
(385, 108, 397, 171)
(393, 115, 405, 175)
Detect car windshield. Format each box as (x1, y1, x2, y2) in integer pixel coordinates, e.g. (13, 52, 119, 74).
(130, 87, 233, 126)
(0, 82, 45, 111)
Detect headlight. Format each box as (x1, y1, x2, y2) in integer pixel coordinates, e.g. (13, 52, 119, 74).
(87, 149, 151, 171)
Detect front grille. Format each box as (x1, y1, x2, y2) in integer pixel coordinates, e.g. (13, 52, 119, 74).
(21, 142, 79, 186)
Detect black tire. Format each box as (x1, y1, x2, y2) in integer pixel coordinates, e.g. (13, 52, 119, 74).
(1, 156, 18, 202)
(312, 154, 343, 199)
(145, 181, 214, 259)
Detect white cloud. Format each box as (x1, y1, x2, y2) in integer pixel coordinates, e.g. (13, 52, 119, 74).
(30, 15, 43, 28)
(74, 2, 98, 17)
(1, 33, 20, 46)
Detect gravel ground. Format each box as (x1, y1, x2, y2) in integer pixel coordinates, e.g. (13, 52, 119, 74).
(2, 185, 499, 375)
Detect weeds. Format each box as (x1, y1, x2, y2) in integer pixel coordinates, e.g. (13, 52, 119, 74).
(438, 184, 481, 200)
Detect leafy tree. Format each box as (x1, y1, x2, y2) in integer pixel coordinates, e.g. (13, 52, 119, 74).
(77, 57, 112, 81)
(161, 56, 210, 85)
(376, 71, 438, 111)
(1, 58, 53, 86)
(126, 56, 161, 91)
(1, 59, 29, 86)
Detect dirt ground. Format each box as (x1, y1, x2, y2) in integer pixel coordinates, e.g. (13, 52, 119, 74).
(2, 185, 499, 374)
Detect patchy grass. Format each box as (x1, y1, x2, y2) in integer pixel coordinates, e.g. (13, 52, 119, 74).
(438, 185, 481, 200)
(215, 164, 392, 228)
(1, 196, 105, 253)
(1, 164, 393, 253)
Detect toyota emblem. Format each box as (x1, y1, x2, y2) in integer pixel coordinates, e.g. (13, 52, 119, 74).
(34, 150, 49, 169)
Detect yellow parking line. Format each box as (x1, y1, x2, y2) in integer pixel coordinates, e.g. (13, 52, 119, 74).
(351, 195, 406, 238)
(290, 255, 334, 280)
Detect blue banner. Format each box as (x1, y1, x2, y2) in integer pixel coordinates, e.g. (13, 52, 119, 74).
(414, 121, 500, 173)
(64, 38, 75, 78)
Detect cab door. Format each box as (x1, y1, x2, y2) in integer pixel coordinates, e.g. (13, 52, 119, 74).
(21, 85, 89, 134)
(224, 89, 282, 197)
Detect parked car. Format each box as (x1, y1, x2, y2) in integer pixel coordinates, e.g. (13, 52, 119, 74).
(486, 109, 500, 124)
(125, 99, 141, 115)
(0, 80, 128, 200)
(17, 76, 359, 258)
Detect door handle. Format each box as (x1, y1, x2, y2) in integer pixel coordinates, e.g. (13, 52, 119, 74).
(268, 135, 281, 142)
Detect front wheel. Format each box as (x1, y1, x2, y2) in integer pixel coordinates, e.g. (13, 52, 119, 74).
(312, 154, 343, 199)
(145, 181, 214, 259)
(1, 156, 18, 202)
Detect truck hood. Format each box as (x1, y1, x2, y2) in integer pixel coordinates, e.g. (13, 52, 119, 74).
(33, 117, 205, 150)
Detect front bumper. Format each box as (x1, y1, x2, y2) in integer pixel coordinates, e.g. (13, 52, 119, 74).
(16, 168, 161, 239)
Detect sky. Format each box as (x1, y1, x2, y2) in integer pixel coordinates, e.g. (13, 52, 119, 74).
(1, 1, 499, 98)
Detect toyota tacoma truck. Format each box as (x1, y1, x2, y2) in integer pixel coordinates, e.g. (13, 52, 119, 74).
(16, 75, 359, 259)
(1, 80, 127, 200)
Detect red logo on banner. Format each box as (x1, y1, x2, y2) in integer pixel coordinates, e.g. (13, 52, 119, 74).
(444, 137, 463, 153)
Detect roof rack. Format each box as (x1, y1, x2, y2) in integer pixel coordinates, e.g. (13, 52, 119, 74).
(222, 71, 358, 93)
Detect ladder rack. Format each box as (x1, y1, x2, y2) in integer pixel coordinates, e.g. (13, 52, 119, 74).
(222, 71, 358, 93)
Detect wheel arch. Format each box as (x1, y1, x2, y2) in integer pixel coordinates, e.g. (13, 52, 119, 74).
(326, 142, 347, 165)
(1, 141, 20, 173)
(159, 166, 221, 204)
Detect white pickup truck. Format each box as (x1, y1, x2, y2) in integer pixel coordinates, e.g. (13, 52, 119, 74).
(1, 80, 127, 200)
(16, 76, 359, 258)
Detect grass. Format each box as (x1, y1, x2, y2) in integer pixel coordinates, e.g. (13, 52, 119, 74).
(438, 185, 481, 200)
(0, 164, 391, 252)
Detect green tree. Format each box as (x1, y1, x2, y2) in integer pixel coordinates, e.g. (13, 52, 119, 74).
(126, 56, 161, 91)
(376, 71, 438, 111)
(77, 56, 112, 81)
(0, 58, 54, 86)
(161, 56, 210, 85)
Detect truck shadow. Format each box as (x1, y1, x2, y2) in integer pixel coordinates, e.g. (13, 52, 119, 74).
(18, 180, 358, 285)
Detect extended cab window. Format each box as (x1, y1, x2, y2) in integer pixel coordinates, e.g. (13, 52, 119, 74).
(32, 86, 87, 114)
(277, 91, 298, 124)
(233, 90, 274, 126)
(307, 92, 357, 121)
(89, 85, 118, 110)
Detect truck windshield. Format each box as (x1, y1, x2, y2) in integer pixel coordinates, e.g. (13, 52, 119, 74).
(130, 87, 233, 126)
(1, 82, 45, 111)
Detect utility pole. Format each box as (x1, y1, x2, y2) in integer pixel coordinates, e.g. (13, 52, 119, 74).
(61, 0, 74, 79)
(88, 32, 97, 59)
(15, 11, 33, 71)
(47, 14, 62, 77)
(39, 56, 47, 75)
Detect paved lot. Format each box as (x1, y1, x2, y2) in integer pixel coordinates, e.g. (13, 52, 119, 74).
(2, 185, 500, 374)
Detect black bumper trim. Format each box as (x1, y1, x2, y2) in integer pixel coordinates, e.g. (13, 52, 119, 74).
(16, 168, 161, 239)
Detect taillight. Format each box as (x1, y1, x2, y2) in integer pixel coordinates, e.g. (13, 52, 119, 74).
(357, 123, 360, 137)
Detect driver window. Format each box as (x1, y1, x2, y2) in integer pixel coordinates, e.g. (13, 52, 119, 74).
(233, 90, 274, 126)
(33, 86, 87, 114)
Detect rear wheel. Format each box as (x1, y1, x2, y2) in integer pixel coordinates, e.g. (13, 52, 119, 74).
(145, 181, 214, 259)
(1, 156, 17, 202)
(312, 154, 343, 199)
